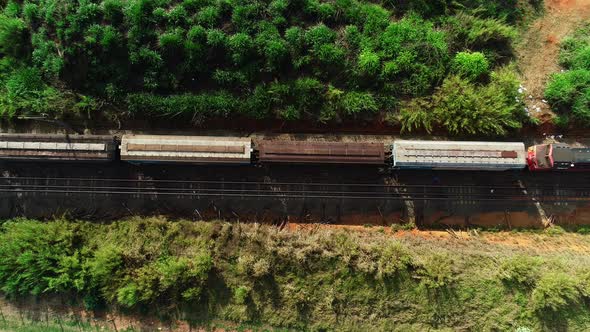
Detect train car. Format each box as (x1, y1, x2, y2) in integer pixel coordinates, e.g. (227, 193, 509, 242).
(120, 135, 252, 164)
(392, 140, 527, 171)
(0, 134, 116, 162)
(527, 143, 590, 171)
(257, 140, 385, 164)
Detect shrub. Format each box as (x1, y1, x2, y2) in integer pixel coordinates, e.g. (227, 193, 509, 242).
(558, 24, 590, 69)
(278, 105, 300, 120)
(197, 5, 220, 28)
(379, 15, 449, 95)
(206, 28, 227, 48)
(572, 46, 590, 70)
(234, 286, 250, 304)
(159, 29, 184, 54)
(400, 73, 522, 136)
(0, 220, 80, 296)
(531, 273, 580, 313)
(360, 4, 390, 35)
(315, 44, 345, 67)
(167, 5, 188, 25)
(498, 256, 542, 287)
(305, 24, 336, 50)
(344, 25, 361, 50)
(375, 242, 413, 280)
(414, 253, 454, 290)
(545, 69, 590, 108)
(451, 51, 490, 81)
(444, 13, 516, 64)
(357, 49, 380, 76)
(545, 225, 566, 236)
(285, 26, 305, 52)
(228, 33, 254, 65)
(0, 15, 28, 58)
(341, 91, 378, 115)
(292, 77, 324, 115)
(0, 0, 531, 131)
(262, 37, 288, 70)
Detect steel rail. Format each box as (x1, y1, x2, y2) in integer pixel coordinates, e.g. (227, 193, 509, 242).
(0, 184, 585, 199)
(2, 188, 590, 202)
(2, 176, 590, 191)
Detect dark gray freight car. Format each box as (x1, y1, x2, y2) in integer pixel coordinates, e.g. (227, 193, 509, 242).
(0, 134, 117, 162)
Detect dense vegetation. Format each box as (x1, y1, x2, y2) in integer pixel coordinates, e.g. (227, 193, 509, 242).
(1, 218, 590, 330)
(0, 0, 539, 135)
(546, 23, 590, 128)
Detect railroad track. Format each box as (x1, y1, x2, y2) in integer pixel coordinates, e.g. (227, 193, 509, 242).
(1, 176, 590, 203)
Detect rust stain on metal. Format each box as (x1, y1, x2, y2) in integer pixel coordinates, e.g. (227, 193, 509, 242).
(501, 151, 518, 158)
(258, 141, 385, 164)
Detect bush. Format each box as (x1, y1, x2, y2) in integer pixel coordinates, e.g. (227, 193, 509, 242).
(379, 15, 448, 95)
(451, 51, 490, 81)
(228, 32, 254, 65)
(358, 49, 380, 76)
(546, 24, 590, 126)
(305, 24, 336, 50)
(545, 69, 590, 108)
(234, 286, 250, 304)
(531, 273, 580, 313)
(0, 15, 28, 58)
(341, 91, 378, 115)
(414, 253, 454, 290)
(0, 0, 530, 132)
(0, 220, 80, 296)
(197, 5, 220, 28)
(498, 256, 542, 287)
(400, 72, 522, 136)
(2, 218, 590, 329)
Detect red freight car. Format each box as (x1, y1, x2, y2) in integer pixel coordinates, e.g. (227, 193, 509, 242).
(257, 140, 385, 164)
(527, 143, 590, 171)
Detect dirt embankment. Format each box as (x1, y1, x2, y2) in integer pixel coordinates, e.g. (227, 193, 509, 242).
(517, 0, 590, 125)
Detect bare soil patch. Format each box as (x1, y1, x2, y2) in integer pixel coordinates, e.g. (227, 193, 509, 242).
(517, 0, 590, 126)
(287, 222, 590, 253)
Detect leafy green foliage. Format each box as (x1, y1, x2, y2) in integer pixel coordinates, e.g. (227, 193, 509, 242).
(531, 273, 580, 313)
(546, 23, 590, 126)
(451, 51, 490, 81)
(0, 0, 530, 134)
(400, 67, 524, 136)
(0, 15, 28, 58)
(499, 255, 542, 287)
(2, 218, 590, 330)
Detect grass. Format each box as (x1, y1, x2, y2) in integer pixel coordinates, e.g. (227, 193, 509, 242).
(1, 217, 590, 330)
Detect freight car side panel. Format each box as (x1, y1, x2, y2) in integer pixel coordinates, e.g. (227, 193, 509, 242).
(257, 141, 385, 164)
(120, 135, 252, 164)
(392, 140, 526, 171)
(0, 134, 116, 161)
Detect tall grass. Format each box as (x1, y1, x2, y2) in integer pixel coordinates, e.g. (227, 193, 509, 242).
(0, 217, 590, 330)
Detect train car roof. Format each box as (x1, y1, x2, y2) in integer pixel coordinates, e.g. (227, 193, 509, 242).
(0, 134, 116, 161)
(392, 140, 526, 168)
(120, 135, 252, 164)
(257, 140, 385, 164)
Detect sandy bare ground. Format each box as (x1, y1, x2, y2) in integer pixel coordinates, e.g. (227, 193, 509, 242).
(517, 0, 590, 124)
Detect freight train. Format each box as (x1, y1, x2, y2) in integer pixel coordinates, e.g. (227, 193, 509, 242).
(0, 133, 588, 171)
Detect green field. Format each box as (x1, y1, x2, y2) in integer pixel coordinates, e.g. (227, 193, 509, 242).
(1, 218, 590, 331)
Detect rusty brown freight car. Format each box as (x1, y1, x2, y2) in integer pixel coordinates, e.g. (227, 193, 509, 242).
(257, 140, 385, 164)
(0, 134, 116, 162)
